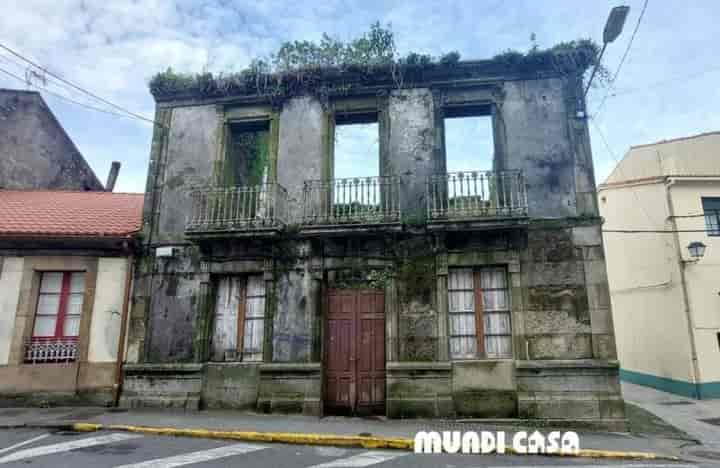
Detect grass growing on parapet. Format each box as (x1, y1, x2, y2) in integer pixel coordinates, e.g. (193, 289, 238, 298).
(148, 22, 603, 101)
(624, 402, 696, 441)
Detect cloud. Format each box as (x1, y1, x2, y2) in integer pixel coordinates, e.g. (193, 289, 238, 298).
(1, 0, 719, 193)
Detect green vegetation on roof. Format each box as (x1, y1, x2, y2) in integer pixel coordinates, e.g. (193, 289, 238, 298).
(149, 23, 603, 101)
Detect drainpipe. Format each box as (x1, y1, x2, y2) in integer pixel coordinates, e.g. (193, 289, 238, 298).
(113, 250, 135, 406)
(666, 178, 702, 399)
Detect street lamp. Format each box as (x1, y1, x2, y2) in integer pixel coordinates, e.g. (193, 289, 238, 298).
(687, 241, 707, 260)
(583, 5, 631, 99)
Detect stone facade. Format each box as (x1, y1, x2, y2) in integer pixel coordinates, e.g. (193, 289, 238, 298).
(122, 60, 623, 428)
(0, 89, 104, 191)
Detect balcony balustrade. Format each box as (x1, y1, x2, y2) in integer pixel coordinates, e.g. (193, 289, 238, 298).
(186, 183, 289, 234)
(24, 337, 78, 364)
(427, 170, 528, 221)
(301, 176, 401, 227)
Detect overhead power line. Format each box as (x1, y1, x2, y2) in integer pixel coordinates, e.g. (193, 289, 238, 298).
(0, 42, 159, 126)
(605, 64, 720, 99)
(593, 0, 649, 118)
(0, 66, 133, 120)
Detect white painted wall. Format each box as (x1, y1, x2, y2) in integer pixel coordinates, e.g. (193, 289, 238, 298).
(88, 257, 128, 363)
(0, 257, 24, 365)
(600, 182, 696, 383)
(669, 181, 720, 382)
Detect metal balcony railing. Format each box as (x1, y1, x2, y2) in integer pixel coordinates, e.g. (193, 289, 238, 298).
(301, 176, 401, 226)
(187, 183, 289, 232)
(24, 337, 78, 364)
(427, 170, 528, 220)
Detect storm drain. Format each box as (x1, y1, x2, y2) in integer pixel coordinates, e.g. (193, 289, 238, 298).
(659, 401, 695, 405)
(699, 417, 720, 426)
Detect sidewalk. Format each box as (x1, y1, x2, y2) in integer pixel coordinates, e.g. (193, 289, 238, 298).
(622, 380, 720, 452)
(0, 404, 695, 460)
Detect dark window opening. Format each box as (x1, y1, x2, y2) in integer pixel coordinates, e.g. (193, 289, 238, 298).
(224, 120, 270, 187)
(702, 197, 720, 236)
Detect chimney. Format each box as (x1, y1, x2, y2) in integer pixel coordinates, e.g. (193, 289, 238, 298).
(106, 161, 121, 192)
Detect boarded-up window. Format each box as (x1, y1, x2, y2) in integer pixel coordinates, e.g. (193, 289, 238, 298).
(448, 267, 511, 359)
(212, 275, 266, 361)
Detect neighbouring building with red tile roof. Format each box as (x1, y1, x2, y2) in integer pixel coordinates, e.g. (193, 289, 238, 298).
(0, 89, 104, 191)
(0, 190, 143, 405)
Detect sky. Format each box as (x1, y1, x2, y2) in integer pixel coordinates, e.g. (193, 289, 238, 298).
(1, 0, 719, 193)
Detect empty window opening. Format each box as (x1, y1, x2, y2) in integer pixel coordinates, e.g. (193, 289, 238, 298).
(444, 109, 494, 174)
(702, 197, 720, 236)
(225, 120, 270, 187)
(334, 112, 379, 180)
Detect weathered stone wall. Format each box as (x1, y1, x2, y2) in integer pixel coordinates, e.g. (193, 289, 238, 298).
(0, 90, 103, 190)
(502, 79, 577, 218)
(387, 89, 438, 220)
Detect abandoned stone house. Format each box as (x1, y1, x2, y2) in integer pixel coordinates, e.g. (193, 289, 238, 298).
(121, 54, 623, 427)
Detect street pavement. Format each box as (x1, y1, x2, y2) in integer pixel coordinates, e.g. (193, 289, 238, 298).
(0, 428, 703, 467)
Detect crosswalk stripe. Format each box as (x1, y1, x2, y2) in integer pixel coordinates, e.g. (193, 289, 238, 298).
(306, 450, 407, 467)
(484, 465, 698, 468)
(0, 432, 142, 464)
(112, 442, 268, 468)
(0, 434, 50, 455)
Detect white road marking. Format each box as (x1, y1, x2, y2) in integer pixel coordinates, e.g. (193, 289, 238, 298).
(0, 432, 142, 464)
(112, 442, 268, 468)
(0, 434, 50, 455)
(484, 465, 698, 468)
(307, 450, 407, 467)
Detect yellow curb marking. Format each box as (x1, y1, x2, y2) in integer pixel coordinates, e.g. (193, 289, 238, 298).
(70, 422, 679, 461)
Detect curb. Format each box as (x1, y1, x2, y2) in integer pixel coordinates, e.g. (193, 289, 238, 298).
(65, 422, 681, 461)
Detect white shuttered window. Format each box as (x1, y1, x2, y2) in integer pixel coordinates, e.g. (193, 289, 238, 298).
(448, 267, 511, 359)
(212, 275, 266, 361)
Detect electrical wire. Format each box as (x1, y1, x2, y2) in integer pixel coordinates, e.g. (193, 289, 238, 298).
(0, 66, 135, 120)
(604, 64, 720, 99)
(0, 42, 160, 126)
(593, 0, 649, 118)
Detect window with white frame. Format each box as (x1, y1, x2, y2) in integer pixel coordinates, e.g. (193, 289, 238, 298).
(447, 267, 511, 359)
(212, 275, 266, 361)
(702, 197, 720, 236)
(26, 271, 85, 363)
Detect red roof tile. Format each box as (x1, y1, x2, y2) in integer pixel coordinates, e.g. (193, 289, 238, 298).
(0, 191, 144, 238)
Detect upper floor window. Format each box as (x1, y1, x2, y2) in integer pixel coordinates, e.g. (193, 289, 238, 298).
(443, 105, 494, 174)
(334, 111, 379, 180)
(26, 271, 85, 363)
(703, 197, 720, 236)
(224, 120, 270, 187)
(212, 275, 266, 362)
(447, 267, 511, 360)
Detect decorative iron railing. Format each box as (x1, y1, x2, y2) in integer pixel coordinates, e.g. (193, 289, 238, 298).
(24, 337, 78, 363)
(187, 183, 289, 232)
(427, 170, 528, 220)
(301, 176, 401, 226)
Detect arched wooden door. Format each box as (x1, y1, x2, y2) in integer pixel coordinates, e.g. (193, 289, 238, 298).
(324, 289, 385, 415)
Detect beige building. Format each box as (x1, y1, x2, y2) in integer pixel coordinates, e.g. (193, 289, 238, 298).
(0, 190, 142, 404)
(599, 131, 720, 398)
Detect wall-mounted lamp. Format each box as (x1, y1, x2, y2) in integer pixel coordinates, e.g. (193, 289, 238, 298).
(686, 241, 707, 262)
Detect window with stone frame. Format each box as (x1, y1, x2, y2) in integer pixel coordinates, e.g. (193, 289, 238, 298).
(212, 275, 266, 362)
(223, 120, 271, 187)
(447, 267, 511, 359)
(702, 197, 720, 236)
(26, 271, 85, 363)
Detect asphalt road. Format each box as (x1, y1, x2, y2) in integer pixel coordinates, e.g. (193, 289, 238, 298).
(0, 428, 702, 468)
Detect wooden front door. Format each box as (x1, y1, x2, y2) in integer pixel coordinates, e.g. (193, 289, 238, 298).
(324, 289, 385, 415)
